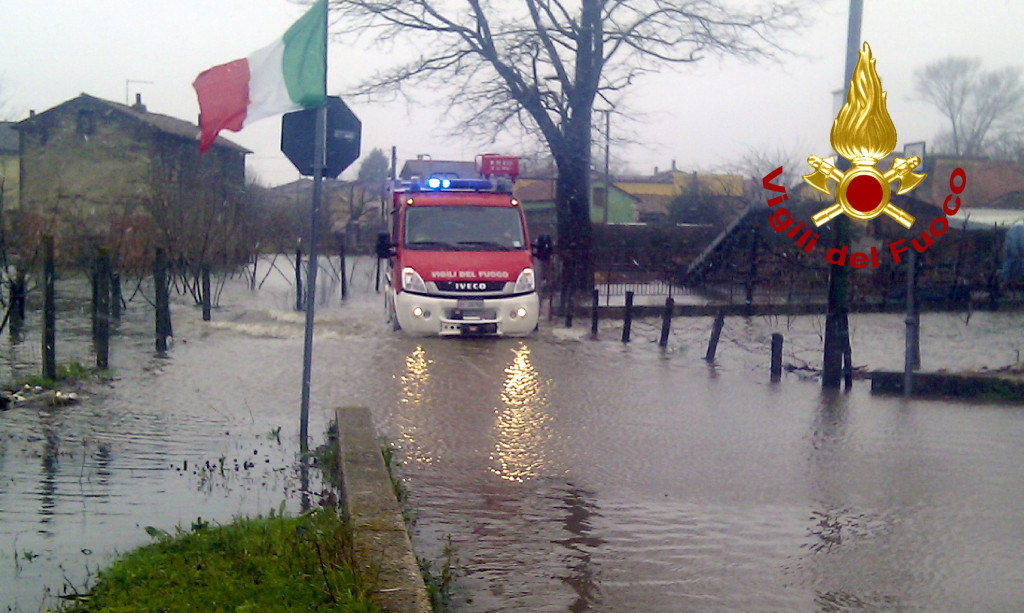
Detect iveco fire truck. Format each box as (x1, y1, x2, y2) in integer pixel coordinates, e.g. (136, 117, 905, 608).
(376, 155, 551, 337)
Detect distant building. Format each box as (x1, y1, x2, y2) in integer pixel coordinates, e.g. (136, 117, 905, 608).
(615, 168, 748, 224)
(15, 93, 249, 261)
(514, 178, 639, 238)
(0, 122, 18, 213)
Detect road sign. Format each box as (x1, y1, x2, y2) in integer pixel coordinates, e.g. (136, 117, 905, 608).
(281, 96, 361, 178)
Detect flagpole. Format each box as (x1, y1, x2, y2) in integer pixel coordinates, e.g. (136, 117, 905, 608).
(299, 1, 329, 460)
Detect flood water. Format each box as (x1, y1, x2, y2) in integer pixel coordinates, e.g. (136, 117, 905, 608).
(2, 256, 1024, 611)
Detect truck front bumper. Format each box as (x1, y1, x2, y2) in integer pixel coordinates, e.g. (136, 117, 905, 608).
(394, 291, 539, 337)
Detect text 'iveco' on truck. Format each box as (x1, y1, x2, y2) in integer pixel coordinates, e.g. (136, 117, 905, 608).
(376, 155, 552, 337)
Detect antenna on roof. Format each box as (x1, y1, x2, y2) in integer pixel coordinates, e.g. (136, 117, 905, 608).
(125, 79, 154, 105)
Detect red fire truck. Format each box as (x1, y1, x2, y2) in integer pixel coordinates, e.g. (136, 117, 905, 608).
(376, 155, 551, 336)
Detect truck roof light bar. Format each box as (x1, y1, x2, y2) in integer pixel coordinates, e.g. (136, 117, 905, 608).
(393, 177, 513, 194)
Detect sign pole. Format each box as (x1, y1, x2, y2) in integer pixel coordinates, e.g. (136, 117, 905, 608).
(299, 9, 330, 460)
(299, 104, 326, 459)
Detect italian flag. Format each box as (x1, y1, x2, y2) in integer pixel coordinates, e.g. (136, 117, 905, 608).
(193, 0, 327, 153)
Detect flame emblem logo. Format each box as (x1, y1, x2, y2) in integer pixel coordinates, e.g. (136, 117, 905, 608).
(803, 42, 925, 228)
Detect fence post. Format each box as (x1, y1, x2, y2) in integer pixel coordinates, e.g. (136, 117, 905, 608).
(591, 289, 599, 336)
(340, 242, 348, 300)
(95, 249, 110, 369)
(202, 265, 212, 321)
(295, 247, 303, 312)
(154, 247, 171, 352)
(770, 333, 783, 382)
(111, 269, 122, 321)
(904, 249, 916, 397)
(659, 296, 674, 347)
(621, 290, 634, 343)
(42, 235, 56, 381)
(705, 310, 725, 361)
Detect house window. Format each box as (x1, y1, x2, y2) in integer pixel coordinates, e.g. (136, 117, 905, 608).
(77, 110, 95, 136)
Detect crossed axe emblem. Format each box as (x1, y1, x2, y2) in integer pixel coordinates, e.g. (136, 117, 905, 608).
(803, 155, 925, 229)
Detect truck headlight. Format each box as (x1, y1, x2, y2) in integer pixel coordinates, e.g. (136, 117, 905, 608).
(401, 267, 428, 293)
(513, 268, 535, 293)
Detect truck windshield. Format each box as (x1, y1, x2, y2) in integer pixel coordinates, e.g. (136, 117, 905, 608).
(403, 206, 527, 251)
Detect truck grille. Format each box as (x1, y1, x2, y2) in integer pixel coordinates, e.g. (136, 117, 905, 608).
(434, 281, 506, 292)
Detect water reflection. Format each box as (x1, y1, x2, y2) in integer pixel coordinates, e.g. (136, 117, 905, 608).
(553, 485, 604, 613)
(38, 415, 62, 535)
(399, 344, 435, 465)
(490, 344, 551, 482)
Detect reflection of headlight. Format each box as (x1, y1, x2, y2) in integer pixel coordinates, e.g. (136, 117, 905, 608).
(402, 267, 427, 293)
(514, 268, 535, 293)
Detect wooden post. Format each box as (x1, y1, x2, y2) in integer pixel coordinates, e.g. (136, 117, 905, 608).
(841, 310, 853, 389)
(201, 265, 212, 321)
(565, 285, 574, 328)
(904, 249, 916, 397)
(621, 290, 634, 343)
(295, 247, 303, 312)
(154, 247, 171, 352)
(705, 310, 725, 361)
(250, 254, 258, 290)
(659, 296, 674, 347)
(591, 288, 599, 336)
(90, 259, 99, 343)
(111, 269, 122, 321)
(374, 255, 381, 293)
(95, 250, 110, 369)
(9, 268, 26, 328)
(340, 242, 348, 300)
(770, 333, 783, 382)
(42, 236, 56, 381)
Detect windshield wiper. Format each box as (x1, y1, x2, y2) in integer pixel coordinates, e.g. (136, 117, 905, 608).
(455, 240, 515, 251)
(405, 240, 456, 250)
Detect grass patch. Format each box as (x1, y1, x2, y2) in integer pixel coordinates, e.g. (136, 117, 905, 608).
(66, 506, 379, 612)
(18, 360, 103, 390)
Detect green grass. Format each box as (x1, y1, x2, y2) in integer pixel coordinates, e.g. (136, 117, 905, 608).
(19, 360, 103, 389)
(66, 506, 380, 612)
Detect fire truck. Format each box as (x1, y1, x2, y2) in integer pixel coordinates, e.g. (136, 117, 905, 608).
(376, 155, 551, 336)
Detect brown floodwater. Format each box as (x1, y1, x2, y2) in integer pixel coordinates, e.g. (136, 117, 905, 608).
(2, 257, 1023, 611)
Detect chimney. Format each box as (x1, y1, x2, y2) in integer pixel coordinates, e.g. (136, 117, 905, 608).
(672, 159, 677, 171)
(29, 110, 36, 118)
(132, 93, 147, 113)
(654, 166, 659, 175)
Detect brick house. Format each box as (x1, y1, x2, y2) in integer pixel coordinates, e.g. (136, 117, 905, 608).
(16, 93, 249, 267)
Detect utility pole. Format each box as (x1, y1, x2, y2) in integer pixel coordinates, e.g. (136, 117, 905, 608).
(822, 0, 862, 390)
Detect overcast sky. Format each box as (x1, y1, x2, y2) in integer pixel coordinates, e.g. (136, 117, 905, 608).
(1, 1, 1021, 186)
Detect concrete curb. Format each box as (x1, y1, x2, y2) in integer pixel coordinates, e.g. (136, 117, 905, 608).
(335, 407, 432, 613)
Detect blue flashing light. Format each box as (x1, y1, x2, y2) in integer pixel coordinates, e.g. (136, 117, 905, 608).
(426, 177, 452, 189)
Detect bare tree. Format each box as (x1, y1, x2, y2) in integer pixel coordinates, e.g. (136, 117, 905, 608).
(915, 57, 1024, 158)
(327, 0, 805, 291)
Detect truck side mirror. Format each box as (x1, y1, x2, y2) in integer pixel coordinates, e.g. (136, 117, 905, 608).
(375, 233, 395, 259)
(532, 234, 553, 261)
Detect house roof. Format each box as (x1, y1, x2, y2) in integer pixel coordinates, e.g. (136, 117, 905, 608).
(0, 122, 18, 153)
(19, 93, 250, 154)
(399, 159, 478, 180)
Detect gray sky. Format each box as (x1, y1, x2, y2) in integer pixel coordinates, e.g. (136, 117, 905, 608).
(1, 1, 1021, 185)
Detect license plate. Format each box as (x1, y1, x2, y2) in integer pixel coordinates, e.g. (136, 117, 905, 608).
(456, 299, 483, 310)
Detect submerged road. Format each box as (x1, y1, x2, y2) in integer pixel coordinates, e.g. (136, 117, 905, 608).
(2, 258, 1024, 611)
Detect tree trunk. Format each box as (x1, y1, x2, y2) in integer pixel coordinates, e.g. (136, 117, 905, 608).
(553, 114, 594, 297)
